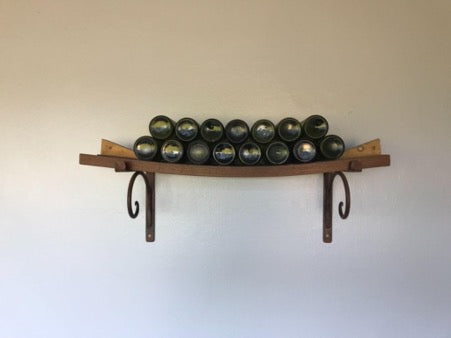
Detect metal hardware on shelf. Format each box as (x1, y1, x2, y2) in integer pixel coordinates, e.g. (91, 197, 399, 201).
(127, 171, 155, 242)
(323, 171, 351, 243)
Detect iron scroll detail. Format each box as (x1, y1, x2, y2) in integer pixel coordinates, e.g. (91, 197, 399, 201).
(335, 171, 351, 219)
(127, 172, 147, 218)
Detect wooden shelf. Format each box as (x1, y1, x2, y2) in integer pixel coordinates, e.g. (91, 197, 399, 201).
(79, 153, 390, 243)
(79, 153, 390, 177)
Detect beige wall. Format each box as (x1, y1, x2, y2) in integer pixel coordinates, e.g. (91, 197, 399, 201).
(1, 1, 451, 337)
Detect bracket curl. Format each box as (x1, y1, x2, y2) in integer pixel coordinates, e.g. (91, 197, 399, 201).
(127, 171, 155, 242)
(323, 171, 351, 243)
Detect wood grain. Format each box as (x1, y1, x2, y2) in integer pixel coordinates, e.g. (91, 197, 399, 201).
(101, 139, 137, 159)
(341, 139, 381, 159)
(80, 153, 390, 177)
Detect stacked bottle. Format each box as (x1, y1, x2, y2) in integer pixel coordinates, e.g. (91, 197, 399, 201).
(133, 115, 345, 165)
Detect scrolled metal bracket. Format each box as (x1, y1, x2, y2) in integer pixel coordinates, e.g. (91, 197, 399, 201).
(127, 171, 155, 242)
(323, 171, 351, 243)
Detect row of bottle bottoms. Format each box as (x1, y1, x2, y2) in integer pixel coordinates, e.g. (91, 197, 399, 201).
(133, 115, 345, 165)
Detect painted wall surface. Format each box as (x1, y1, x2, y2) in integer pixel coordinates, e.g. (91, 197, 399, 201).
(1, 1, 450, 337)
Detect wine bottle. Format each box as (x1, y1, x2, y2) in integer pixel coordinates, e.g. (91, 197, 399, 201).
(301, 115, 329, 139)
(265, 141, 290, 165)
(133, 136, 159, 161)
(276, 117, 302, 142)
(225, 119, 249, 144)
(251, 119, 276, 144)
(238, 141, 262, 166)
(187, 140, 210, 165)
(212, 141, 236, 165)
(293, 139, 316, 163)
(200, 118, 224, 143)
(175, 117, 199, 142)
(319, 135, 345, 160)
(160, 139, 184, 163)
(149, 115, 175, 140)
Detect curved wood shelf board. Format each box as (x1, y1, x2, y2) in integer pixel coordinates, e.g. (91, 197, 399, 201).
(79, 153, 390, 177)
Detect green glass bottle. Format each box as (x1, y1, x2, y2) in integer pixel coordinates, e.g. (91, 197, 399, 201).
(225, 119, 249, 144)
(200, 118, 224, 143)
(187, 140, 211, 165)
(293, 139, 316, 163)
(175, 117, 199, 142)
(238, 141, 262, 166)
(212, 141, 236, 165)
(301, 115, 329, 139)
(160, 139, 184, 163)
(251, 119, 276, 144)
(265, 141, 290, 165)
(276, 117, 302, 143)
(149, 115, 175, 140)
(133, 136, 159, 161)
(319, 135, 345, 160)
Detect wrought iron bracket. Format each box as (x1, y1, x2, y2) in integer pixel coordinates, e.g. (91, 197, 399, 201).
(127, 171, 155, 242)
(115, 159, 358, 243)
(124, 170, 352, 243)
(123, 168, 352, 243)
(323, 171, 351, 243)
